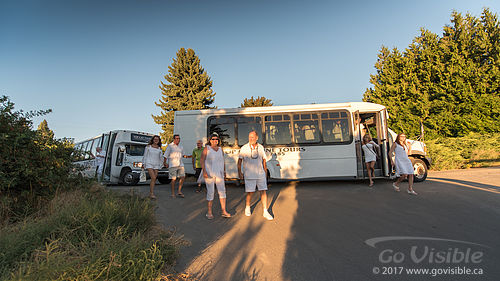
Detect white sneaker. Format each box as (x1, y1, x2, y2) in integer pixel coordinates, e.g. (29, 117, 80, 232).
(263, 210, 274, 221)
(245, 206, 251, 216)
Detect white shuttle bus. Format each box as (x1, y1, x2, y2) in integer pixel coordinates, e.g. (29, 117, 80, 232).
(73, 130, 170, 185)
(173, 102, 430, 182)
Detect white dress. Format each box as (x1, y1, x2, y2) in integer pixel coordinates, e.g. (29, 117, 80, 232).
(362, 142, 379, 163)
(394, 143, 414, 176)
(142, 146, 164, 169)
(201, 146, 226, 201)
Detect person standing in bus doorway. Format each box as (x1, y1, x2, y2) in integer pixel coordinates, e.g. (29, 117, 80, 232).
(164, 134, 190, 198)
(95, 147, 106, 181)
(362, 135, 380, 187)
(200, 133, 231, 219)
(238, 131, 274, 221)
(142, 135, 164, 199)
(389, 133, 418, 195)
(192, 140, 204, 193)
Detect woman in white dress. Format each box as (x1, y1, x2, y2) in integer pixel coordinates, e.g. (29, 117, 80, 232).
(362, 135, 379, 187)
(142, 135, 164, 199)
(200, 133, 231, 219)
(389, 133, 417, 195)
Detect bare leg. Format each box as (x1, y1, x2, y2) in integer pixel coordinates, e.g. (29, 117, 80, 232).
(207, 200, 213, 217)
(366, 162, 373, 186)
(220, 198, 230, 216)
(246, 192, 253, 207)
(171, 179, 177, 197)
(147, 169, 157, 198)
(408, 174, 414, 190)
(260, 190, 268, 211)
(178, 177, 185, 195)
(395, 174, 406, 186)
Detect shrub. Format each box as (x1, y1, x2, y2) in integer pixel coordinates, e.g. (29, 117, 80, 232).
(0, 96, 81, 224)
(0, 187, 180, 280)
(426, 133, 500, 170)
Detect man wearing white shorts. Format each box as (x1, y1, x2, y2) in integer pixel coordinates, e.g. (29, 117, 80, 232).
(238, 131, 274, 220)
(164, 134, 190, 198)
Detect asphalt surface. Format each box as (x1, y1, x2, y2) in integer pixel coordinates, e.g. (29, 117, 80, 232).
(110, 167, 500, 281)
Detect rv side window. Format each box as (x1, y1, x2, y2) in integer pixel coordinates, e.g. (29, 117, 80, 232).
(237, 116, 262, 146)
(264, 115, 292, 145)
(208, 117, 235, 147)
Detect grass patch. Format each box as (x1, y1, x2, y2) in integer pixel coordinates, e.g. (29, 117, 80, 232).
(0, 186, 182, 280)
(426, 133, 500, 170)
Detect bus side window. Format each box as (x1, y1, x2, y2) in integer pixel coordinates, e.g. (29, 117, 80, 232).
(321, 111, 351, 143)
(208, 117, 235, 147)
(293, 114, 320, 144)
(237, 116, 262, 146)
(265, 115, 292, 145)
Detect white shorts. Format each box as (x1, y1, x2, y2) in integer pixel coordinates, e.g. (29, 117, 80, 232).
(205, 176, 226, 201)
(244, 178, 267, 192)
(169, 166, 185, 179)
(144, 163, 162, 170)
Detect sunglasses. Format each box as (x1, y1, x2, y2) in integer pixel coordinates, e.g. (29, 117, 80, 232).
(211, 138, 219, 141)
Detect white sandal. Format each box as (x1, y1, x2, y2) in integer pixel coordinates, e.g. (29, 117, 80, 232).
(392, 183, 400, 192)
(408, 189, 418, 195)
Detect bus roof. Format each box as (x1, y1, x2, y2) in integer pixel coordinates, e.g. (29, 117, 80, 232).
(175, 102, 385, 116)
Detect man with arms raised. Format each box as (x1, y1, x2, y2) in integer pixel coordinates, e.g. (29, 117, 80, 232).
(238, 131, 274, 220)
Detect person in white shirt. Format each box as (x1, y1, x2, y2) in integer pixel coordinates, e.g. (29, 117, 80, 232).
(200, 133, 231, 219)
(95, 147, 105, 181)
(142, 135, 164, 199)
(238, 131, 274, 221)
(163, 134, 190, 198)
(361, 134, 380, 187)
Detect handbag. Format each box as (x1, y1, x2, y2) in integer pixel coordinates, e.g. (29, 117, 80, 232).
(139, 169, 147, 182)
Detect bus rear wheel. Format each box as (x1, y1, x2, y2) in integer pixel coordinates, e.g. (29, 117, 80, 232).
(411, 158, 428, 182)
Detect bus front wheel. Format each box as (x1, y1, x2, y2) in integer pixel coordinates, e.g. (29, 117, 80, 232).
(158, 177, 171, 184)
(411, 158, 428, 182)
(121, 169, 139, 186)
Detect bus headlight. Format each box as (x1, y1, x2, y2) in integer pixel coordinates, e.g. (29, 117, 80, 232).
(133, 162, 143, 168)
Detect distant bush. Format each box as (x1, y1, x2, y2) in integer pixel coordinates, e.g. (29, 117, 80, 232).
(0, 187, 181, 280)
(427, 133, 500, 170)
(0, 96, 82, 223)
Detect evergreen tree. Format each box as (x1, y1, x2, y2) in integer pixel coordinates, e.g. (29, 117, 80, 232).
(364, 8, 500, 138)
(153, 48, 215, 142)
(241, 96, 274, 107)
(37, 119, 55, 144)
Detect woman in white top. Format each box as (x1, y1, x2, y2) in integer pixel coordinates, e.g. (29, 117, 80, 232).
(200, 133, 231, 219)
(389, 133, 417, 195)
(142, 135, 164, 199)
(362, 135, 379, 187)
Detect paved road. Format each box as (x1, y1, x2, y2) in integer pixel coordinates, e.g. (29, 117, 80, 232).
(111, 167, 500, 281)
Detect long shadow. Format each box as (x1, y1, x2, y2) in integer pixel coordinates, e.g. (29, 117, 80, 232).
(429, 177, 500, 190)
(281, 179, 500, 281)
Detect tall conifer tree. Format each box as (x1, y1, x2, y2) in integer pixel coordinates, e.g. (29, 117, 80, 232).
(153, 48, 215, 142)
(364, 8, 499, 138)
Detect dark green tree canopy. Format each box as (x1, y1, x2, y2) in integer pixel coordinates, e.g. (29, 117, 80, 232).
(240, 96, 274, 107)
(153, 48, 215, 142)
(364, 8, 500, 138)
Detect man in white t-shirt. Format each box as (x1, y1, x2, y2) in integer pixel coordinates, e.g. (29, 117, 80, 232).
(238, 131, 274, 220)
(164, 134, 190, 198)
(94, 147, 106, 181)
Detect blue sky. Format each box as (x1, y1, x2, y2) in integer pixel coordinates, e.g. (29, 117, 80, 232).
(1, 0, 498, 141)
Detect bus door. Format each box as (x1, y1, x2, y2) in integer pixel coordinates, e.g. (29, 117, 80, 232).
(378, 109, 390, 177)
(354, 111, 365, 179)
(102, 132, 114, 182)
